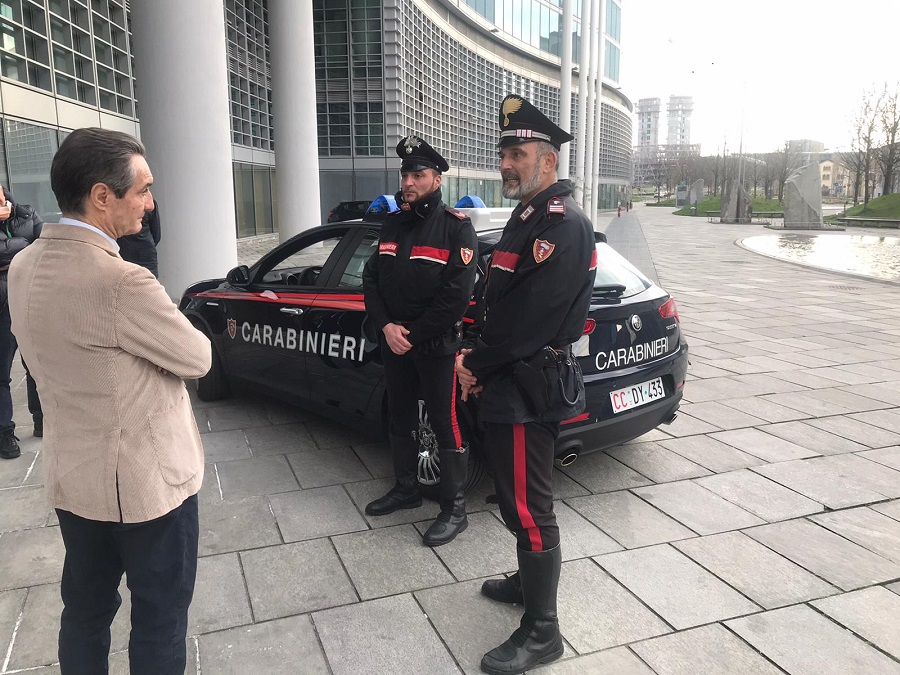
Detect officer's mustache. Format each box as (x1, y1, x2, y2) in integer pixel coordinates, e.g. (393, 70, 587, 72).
(501, 171, 520, 182)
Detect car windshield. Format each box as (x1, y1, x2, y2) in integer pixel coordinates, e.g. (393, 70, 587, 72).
(593, 243, 652, 298)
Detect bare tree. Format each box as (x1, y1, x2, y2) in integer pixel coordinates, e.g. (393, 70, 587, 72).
(875, 84, 900, 195)
(850, 88, 883, 205)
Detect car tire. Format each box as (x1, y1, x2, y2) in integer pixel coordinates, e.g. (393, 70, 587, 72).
(416, 399, 485, 500)
(196, 336, 231, 402)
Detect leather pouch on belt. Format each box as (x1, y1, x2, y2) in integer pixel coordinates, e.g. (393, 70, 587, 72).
(513, 347, 585, 419)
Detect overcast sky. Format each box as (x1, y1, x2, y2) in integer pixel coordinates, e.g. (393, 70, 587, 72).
(621, 0, 897, 154)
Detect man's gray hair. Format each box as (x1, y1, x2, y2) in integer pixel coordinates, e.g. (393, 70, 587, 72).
(535, 141, 559, 172)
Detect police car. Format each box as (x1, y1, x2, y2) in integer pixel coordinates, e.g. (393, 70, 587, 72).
(179, 207, 688, 493)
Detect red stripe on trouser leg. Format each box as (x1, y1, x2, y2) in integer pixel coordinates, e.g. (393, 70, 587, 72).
(513, 423, 543, 551)
(450, 364, 462, 448)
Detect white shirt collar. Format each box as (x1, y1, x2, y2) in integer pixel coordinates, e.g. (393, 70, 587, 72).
(58, 217, 120, 252)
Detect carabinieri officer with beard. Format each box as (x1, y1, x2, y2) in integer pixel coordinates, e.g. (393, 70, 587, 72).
(362, 136, 478, 547)
(456, 95, 597, 674)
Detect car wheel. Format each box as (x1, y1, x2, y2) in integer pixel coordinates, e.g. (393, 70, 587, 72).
(416, 399, 484, 499)
(196, 333, 231, 402)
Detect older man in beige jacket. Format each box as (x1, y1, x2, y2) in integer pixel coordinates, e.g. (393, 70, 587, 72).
(9, 128, 211, 675)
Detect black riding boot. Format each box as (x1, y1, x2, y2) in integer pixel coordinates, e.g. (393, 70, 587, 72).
(481, 571, 522, 605)
(422, 446, 468, 546)
(480, 545, 563, 675)
(365, 433, 422, 516)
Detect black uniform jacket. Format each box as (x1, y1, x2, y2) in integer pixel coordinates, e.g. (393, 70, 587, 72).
(363, 189, 478, 358)
(0, 191, 43, 306)
(464, 180, 596, 423)
(117, 200, 160, 275)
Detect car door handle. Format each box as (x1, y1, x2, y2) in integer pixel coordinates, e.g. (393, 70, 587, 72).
(279, 307, 304, 316)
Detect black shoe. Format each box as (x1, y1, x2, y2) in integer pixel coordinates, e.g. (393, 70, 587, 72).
(481, 546, 563, 674)
(423, 511, 468, 547)
(33, 416, 43, 438)
(365, 482, 422, 516)
(481, 571, 523, 605)
(0, 430, 21, 460)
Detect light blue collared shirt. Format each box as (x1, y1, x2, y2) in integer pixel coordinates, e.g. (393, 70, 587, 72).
(59, 217, 120, 252)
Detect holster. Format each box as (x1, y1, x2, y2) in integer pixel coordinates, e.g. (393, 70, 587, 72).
(512, 346, 585, 421)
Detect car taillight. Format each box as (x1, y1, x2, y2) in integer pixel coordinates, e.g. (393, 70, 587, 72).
(583, 318, 596, 334)
(659, 297, 680, 323)
(327, 211, 334, 218)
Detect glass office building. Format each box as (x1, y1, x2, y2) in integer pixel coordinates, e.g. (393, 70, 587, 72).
(0, 0, 631, 238)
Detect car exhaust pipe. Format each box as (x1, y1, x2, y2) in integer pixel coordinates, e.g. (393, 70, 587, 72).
(556, 452, 578, 467)
(663, 411, 678, 424)
(554, 440, 582, 467)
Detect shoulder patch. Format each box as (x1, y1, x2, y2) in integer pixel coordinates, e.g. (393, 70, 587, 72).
(533, 239, 555, 263)
(445, 207, 468, 220)
(547, 197, 566, 217)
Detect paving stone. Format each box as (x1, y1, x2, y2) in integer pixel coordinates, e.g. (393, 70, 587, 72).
(760, 420, 869, 455)
(745, 519, 900, 591)
(872, 499, 900, 522)
(597, 544, 759, 629)
(215, 455, 300, 499)
(333, 524, 453, 599)
(718, 396, 812, 423)
(343, 477, 441, 527)
(268, 485, 368, 542)
(548, 466, 593, 499)
(752, 457, 889, 509)
(285, 446, 371, 489)
(530, 646, 655, 674)
(198, 429, 251, 462)
(0, 485, 51, 532)
(812, 586, 900, 659)
(674, 531, 838, 609)
(805, 415, 900, 449)
(262, 397, 317, 425)
(711, 427, 819, 462)
(607, 442, 711, 483)
(556, 558, 671, 653)
(762, 391, 855, 417)
(810, 454, 900, 498)
(350, 441, 393, 479)
(198, 495, 282, 556)
(810, 507, 900, 563)
(0, 451, 38, 488)
(632, 481, 765, 534)
(305, 419, 373, 450)
(658, 435, 765, 473)
(204, 404, 272, 432)
(241, 539, 357, 621)
(0, 526, 65, 591)
(567, 490, 696, 549)
(313, 594, 459, 675)
(188, 553, 252, 635)
(631, 623, 784, 675)
(727, 604, 900, 675)
(558, 451, 653, 493)
(656, 412, 721, 437)
(695, 469, 824, 522)
(852, 410, 900, 436)
(0, 588, 26, 664)
(243, 423, 317, 456)
(676, 402, 767, 430)
(199, 614, 330, 674)
(856, 446, 900, 471)
(728, 372, 809, 395)
(413, 510, 518, 580)
(553, 500, 624, 559)
(196, 463, 223, 507)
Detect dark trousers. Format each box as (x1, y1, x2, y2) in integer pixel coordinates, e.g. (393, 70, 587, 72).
(56, 495, 199, 675)
(484, 421, 560, 551)
(23, 358, 41, 421)
(381, 345, 462, 451)
(0, 304, 16, 432)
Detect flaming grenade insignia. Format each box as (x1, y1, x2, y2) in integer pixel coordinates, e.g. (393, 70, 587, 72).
(502, 97, 523, 127)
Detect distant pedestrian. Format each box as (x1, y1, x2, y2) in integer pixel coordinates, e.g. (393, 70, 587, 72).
(9, 127, 211, 674)
(117, 198, 160, 277)
(0, 185, 43, 458)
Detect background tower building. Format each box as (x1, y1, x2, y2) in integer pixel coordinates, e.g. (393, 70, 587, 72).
(666, 95, 693, 148)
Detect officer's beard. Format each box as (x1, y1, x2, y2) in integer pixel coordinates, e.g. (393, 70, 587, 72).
(501, 162, 542, 202)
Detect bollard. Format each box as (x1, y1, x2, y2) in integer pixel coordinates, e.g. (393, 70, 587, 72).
(617, 206, 621, 217)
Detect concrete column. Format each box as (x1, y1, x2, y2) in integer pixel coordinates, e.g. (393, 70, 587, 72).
(130, 0, 237, 299)
(591, 0, 606, 216)
(270, 0, 321, 242)
(558, 0, 574, 179)
(583, 0, 601, 217)
(574, 0, 592, 206)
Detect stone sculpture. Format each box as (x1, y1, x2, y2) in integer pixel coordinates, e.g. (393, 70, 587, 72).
(721, 178, 751, 223)
(783, 163, 823, 229)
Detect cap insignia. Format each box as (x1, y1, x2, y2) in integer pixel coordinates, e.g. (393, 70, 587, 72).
(403, 135, 421, 154)
(502, 97, 523, 127)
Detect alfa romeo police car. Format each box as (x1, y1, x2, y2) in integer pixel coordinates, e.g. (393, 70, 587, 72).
(179, 209, 688, 492)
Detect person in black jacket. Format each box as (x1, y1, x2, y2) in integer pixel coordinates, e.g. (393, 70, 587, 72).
(456, 96, 596, 674)
(117, 199, 160, 277)
(0, 186, 44, 458)
(362, 136, 478, 547)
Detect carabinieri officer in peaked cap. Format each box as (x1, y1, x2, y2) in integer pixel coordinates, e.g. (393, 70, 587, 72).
(362, 136, 478, 547)
(456, 95, 597, 674)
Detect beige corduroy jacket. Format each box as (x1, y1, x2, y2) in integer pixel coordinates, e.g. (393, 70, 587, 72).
(9, 223, 211, 523)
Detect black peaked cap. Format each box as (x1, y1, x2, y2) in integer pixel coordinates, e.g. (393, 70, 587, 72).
(497, 94, 574, 149)
(396, 135, 449, 173)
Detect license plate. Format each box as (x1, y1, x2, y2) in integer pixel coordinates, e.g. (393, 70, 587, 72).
(610, 377, 665, 414)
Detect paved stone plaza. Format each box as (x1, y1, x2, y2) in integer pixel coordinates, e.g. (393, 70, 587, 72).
(3, 205, 900, 674)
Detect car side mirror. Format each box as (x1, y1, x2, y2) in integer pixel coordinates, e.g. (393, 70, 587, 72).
(594, 231, 607, 243)
(226, 265, 250, 286)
